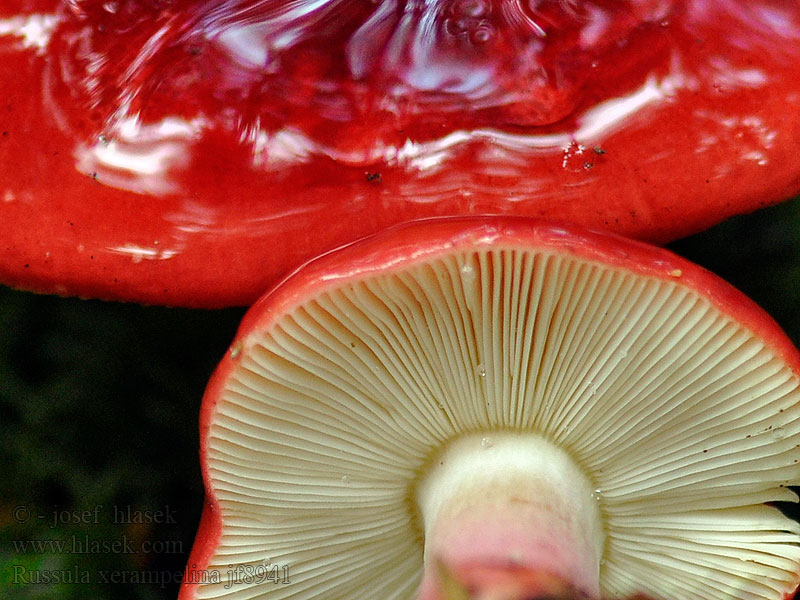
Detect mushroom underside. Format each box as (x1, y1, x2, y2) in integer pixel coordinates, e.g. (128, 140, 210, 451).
(196, 245, 800, 600)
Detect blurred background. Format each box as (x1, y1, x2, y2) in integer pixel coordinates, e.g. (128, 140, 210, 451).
(1, 198, 800, 599)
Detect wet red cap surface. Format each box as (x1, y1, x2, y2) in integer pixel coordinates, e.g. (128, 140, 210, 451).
(2, 0, 800, 307)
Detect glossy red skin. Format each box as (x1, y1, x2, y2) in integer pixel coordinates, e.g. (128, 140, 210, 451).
(2, 1, 800, 308)
(183, 217, 800, 600)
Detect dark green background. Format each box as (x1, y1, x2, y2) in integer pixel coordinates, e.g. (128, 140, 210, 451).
(2, 199, 800, 599)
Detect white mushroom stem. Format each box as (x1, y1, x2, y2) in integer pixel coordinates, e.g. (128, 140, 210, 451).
(416, 433, 605, 599)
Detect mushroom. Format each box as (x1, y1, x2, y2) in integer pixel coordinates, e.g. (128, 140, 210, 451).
(181, 218, 800, 600)
(2, 1, 800, 307)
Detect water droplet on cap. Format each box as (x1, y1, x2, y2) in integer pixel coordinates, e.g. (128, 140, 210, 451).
(771, 426, 786, 440)
(457, 0, 488, 18)
(591, 489, 602, 501)
(470, 25, 494, 45)
(480, 437, 493, 448)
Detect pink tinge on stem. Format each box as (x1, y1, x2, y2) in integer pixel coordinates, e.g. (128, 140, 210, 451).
(422, 563, 591, 600)
(415, 434, 604, 600)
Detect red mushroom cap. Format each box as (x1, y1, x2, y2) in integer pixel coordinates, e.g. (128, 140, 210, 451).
(2, 1, 800, 307)
(183, 216, 800, 600)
